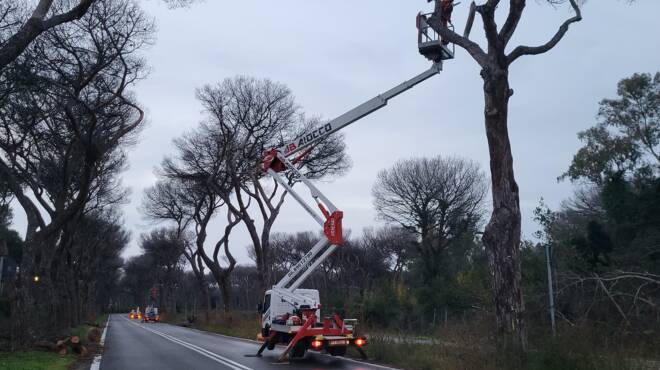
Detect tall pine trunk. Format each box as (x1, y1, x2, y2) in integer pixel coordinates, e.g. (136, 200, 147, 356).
(480, 67, 527, 351)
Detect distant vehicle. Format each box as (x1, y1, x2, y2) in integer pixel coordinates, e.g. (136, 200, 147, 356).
(129, 307, 142, 320)
(143, 305, 160, 323)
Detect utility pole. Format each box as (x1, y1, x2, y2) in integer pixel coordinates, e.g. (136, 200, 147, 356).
(545, 243, 556, 336)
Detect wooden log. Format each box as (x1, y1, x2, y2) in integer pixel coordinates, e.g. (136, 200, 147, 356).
(70, 336, 83, 355)
(87, 327, 101, 343)
(56, 337, 70, 348)
(34, 340, 58, 351)
(53, 336, 70, 356)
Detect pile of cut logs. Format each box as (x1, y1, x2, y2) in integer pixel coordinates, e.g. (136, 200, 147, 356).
(35, 326, 102, 357)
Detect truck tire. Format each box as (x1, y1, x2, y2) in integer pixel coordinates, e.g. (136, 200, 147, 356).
(290, 343, 307, 359)
(328, 346, 346, 356)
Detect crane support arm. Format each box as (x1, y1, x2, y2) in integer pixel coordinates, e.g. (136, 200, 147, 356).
(277, 62, 442, 158)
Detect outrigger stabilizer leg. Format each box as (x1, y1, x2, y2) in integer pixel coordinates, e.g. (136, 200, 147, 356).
(245, 332, 276, 358)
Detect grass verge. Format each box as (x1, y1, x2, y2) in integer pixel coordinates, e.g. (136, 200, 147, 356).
(0, 351, 73, 370)
(165, 311, 655, 370)
(165, 311, 259, 340)
(362, 336, 641, 370)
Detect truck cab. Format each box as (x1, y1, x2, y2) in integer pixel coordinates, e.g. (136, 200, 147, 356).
(143, 305, 160, 322)
(260, 288, 320, 335)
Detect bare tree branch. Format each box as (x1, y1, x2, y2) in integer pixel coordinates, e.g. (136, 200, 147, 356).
(507, 0, 582, 64)
(426, 16, 488, 66)
(0, 0, 96, 70)
(499, 0, 526, 47)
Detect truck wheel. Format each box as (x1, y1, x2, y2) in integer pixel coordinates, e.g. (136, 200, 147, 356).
(290, 343, 307, 359)
(328, 346, 346, 356)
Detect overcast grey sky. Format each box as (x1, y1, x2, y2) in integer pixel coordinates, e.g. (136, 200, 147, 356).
(12, 0, 660, 264)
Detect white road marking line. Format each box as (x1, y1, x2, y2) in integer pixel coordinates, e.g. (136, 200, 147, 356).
(130, 318, 403, 370)
(90, 315, 110, 370)
(100, 315, 109, 345)
(321, 353, 403, 370)
(193, 326, 403, 370)
(124, 318, 254, 370)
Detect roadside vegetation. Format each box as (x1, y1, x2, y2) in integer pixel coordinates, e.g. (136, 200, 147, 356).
(0, 351, 73, 370)
(165, 310, 658, 370)
(165, 311, 259, 340)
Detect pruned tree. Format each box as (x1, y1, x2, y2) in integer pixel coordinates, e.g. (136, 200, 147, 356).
(140, 228, 187, 314)
(184, 76, 350, 294)
(373, 156, 487, 279)
(0, 0, 196, 71)
(426, 0, 584, 349)
(174, 179, 239, 314)
(0, 0, 95, 71)
(65, 208, 129, 323)
(157, 122, 244, 313)
(142, 179, 212, 318)
(122, 254, 156, 310)
(0, 0, 153, 341)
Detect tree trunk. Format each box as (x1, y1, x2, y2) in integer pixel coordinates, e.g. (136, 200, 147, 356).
(12, 235, 43, 345)
(200, 279, 210, 323)
(219, 277, 230, 313)
(480, 67, 527, 352)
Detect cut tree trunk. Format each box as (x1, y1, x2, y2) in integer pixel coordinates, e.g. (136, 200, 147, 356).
(480, 67, 527, 352)
(70, 335, 87, 356)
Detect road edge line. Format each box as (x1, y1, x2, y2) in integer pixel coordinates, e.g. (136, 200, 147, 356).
(90, 315, 110, 370)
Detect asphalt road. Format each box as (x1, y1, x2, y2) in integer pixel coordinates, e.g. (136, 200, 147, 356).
(99, 314, 396, 370)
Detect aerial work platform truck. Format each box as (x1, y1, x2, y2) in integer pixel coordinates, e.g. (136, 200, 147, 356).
(254, 3, 454, 362)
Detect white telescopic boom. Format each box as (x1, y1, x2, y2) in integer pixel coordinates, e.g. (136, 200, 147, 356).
(268, 63, 444, 295)
(278, 62, 442, 158)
